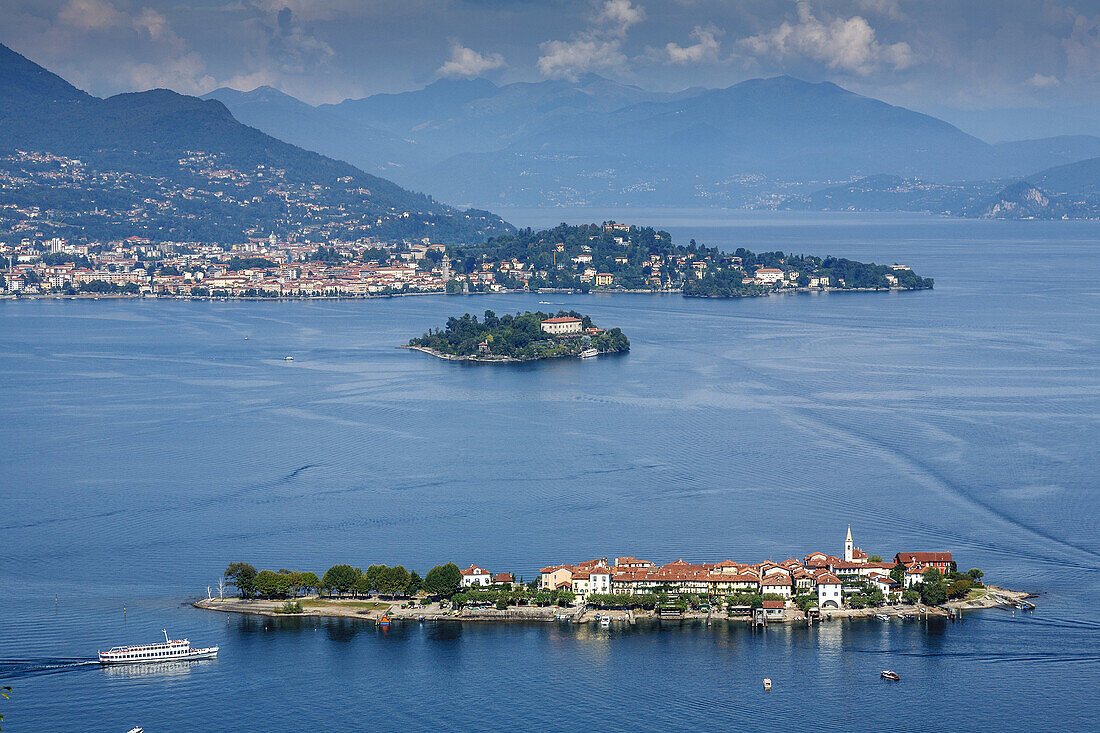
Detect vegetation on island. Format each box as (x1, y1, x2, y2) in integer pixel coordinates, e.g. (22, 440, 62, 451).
(446, 222, 932, 296)
(408, 310, 629, 360)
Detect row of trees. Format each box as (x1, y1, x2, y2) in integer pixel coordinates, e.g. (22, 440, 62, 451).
(223, 562, 467, 600)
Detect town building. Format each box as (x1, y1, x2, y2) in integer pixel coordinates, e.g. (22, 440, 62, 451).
(460, 565, 492, 587)
(540, 316, 583, 335)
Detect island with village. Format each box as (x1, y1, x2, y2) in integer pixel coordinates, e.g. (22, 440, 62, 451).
(403, 310, 630, 362)
(195, 527, 1032, 629)
(1, 223, 931, 300)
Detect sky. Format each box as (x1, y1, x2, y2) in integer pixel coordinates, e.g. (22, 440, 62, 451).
(5, 0, 1100, 140)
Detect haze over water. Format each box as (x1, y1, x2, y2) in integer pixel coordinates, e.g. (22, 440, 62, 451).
(1, 212, 1098, 730)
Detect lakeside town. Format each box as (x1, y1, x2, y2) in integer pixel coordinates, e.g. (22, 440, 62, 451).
(197, 528, 1030, 626)
(0, 222, 931, 300)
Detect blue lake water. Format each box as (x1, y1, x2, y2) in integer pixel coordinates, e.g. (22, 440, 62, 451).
(1, 212, 1099, 730)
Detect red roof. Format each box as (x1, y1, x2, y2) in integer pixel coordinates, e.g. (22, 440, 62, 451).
(895, 552, 952, 564)
(542, 317, 582, 324)
(762, 600, 784, 609)
(493, 573, 513, 583)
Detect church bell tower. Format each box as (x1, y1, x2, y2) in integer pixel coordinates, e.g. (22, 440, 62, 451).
(845, 525, 854, 563)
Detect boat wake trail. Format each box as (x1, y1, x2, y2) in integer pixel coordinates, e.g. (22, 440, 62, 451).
(0, 658, 98, 680)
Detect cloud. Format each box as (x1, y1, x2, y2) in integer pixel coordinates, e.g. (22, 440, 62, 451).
(1027, 73, 1060, 88)
(537, 0, 645, 80)
(597, 0, 645, 36)
(738, 1, 913, 75)
(262, 6, 334, 74)
(437, 42, 505, 78)
(666, 25, 721, 65)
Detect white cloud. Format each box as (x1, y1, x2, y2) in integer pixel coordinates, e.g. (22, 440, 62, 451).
(537, 0, 645, 80)
(738, 1, 913, 75)
(437, 42, 505, 78)
(1027, 73, 1060, 88)
(597, 0, 645, 36)
(666, 25, 721, 65)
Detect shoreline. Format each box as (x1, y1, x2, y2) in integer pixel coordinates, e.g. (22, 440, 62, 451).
(399, 344, 625, 364)
(193, 585, 1033, 627)
(1, 284, 931, 303)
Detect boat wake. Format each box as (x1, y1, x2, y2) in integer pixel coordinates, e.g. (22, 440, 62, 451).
(0, 658, 98, 680)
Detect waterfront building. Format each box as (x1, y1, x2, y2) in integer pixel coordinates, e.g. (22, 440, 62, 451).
(760, 575, 793, 598)
(460, 565, 492, 587)
(816, 573, 843, 609)
(540, 316, 583, 335)
(894, 552, 954, 574)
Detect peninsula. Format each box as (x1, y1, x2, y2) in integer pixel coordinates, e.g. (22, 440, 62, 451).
(196, 528, 1032, 628)
(404, 310, 629, 362)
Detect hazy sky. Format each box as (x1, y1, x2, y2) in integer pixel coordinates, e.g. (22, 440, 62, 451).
(5, 0, 1100, 137)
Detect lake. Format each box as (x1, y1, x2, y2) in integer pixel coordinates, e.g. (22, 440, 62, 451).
(1, 212, 1098, 730)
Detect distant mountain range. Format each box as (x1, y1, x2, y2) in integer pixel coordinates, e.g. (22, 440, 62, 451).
(0, 43, 511, 243)
(205, 75, 1100, 215)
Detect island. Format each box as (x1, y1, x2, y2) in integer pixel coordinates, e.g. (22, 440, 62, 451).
(403, 310, 629, 362)
(195, 528, 1033, 629)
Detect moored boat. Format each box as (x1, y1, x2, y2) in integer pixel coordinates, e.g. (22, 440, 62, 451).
(379, 615, 391, 627)
(579, 348, 599, 358)
(98, 630, 217, 665)
(881, 670, 900, 681)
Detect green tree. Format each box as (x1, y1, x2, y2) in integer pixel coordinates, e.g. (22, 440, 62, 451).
(297, 571, 320, 595)
(254, 569, 291, 598)
(557, 590, 575, 607)
(902, 589, 920, 604)
(354, 573, 373, 597)
(922, 568, 942, 584)
(321, 564, 362, 596)
(868, 555, 883, 563)
(920, 581, 947, 606)
(495, 597, 508, 610)
(365, 564, 386, 594)
(451, 592, 469, 609)
(424, 562, 463, 597)
(379, 566, 411, 597)
(224, 562, 257, 598)
(889, 562, 906, 584)
(967, 568, 984, 582)
(406, 571, 423, 596)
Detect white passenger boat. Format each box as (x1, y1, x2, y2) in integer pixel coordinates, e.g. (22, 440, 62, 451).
(579, 348, 599, 358)
(98, 630, 218, 665)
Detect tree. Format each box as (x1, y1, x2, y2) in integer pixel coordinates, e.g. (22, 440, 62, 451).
(868, 555, 883, 563)
(354, 573, 372, 597)
(947, 578, 973, 599)
(224, 562, 257, 598)
(967, 568, 984, 582)
(254, 569, 291, 598)
(321, 564, 362, 596)
(923, 568, 942, 584)
(451, 592, 469, 609)
(424, 562, 462, 597)
(920, 581, 947, 606)
(378, 566, 411, 597)
(495, 598, 508, 610)
(902, 589, 920, 604)
(556, 590, 575, 607)
(406, 571, 423, 596)
(297, 571, 320, 595)
(889, 562, 906, 584)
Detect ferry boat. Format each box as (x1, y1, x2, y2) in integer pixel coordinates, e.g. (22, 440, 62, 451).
(579, 348, 599, 358)
(98, 630, 218, 665)
(881, 670, 900, 681)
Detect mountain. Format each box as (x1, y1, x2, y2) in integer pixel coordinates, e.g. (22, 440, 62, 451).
(0, 43, 510, 243)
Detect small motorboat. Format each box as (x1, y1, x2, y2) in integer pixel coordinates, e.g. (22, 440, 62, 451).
(876, 613, 890, 621)
(283, 355, 294, 361)
(762, 678, 772, 690)
(378, 615, 390, 627)
(881, 670, 900, 681)
(417, 615, 425, 622)
(600, 617, 611, 628)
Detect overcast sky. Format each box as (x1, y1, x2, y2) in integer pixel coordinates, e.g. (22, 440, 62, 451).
(6, 0, 1100, 138)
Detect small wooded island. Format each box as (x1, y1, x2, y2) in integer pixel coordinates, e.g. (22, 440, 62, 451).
(405, 310, 629, 362)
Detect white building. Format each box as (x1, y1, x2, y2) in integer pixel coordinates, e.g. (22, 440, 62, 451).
(460, 565, 492, 587)
(540, 317, 583, 335)
(816, 574, 843, 609)
(754, 267, 784, 283)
